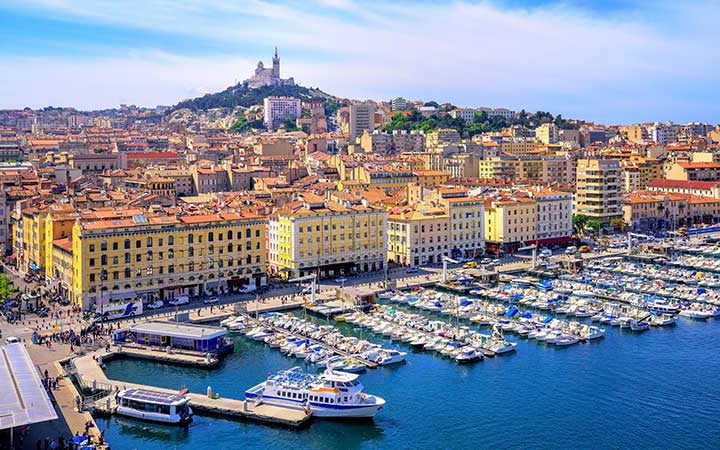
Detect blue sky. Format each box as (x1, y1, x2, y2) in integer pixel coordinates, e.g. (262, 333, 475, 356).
(0, 0, 718, 124)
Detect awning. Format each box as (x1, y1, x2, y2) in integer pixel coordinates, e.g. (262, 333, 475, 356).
(110, 291, 136, 301)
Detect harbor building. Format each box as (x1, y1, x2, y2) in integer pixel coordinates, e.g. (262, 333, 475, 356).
(112, 321, 233, 355)
(484, 195, 537, 255)
(70, 210, 267, 310)
(268, 193, 387, 279)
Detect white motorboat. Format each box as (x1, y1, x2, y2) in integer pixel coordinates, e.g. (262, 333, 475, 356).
(650, 314, 676, 327)
(245, 367, 385, 418)
(368, 349, 407, 365)
(555, 335, 579, 346)
(455, 347, 482, 363)
(679, 309, 711, 320)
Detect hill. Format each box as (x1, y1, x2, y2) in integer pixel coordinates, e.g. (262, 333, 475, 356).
(169, 83, 336, 113)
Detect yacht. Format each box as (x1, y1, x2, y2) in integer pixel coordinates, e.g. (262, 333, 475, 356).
(679, 309, 711, 320)
(365, 349, 407, 365)
(456, 347, 483, 363)
(245, 367, 385, 418)
(116, 388, 192, 425)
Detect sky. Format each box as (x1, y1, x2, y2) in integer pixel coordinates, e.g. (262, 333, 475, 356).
(0, 0, 718, 124)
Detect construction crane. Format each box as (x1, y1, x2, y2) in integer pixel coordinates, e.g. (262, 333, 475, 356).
(442, 256, 459, 283)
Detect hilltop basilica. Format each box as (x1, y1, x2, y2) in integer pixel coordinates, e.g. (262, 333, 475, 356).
(244, 48, 295, 89)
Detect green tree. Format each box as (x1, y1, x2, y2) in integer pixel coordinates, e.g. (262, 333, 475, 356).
(572, 214, 589, 237)
(0, 273, 12, 302)
(585, 220, 603, 234)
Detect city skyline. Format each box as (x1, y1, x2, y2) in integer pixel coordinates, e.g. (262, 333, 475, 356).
(1, 0, 719, 123)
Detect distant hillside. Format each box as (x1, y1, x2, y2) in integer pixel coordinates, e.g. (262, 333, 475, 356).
(169, 83, 336, 113)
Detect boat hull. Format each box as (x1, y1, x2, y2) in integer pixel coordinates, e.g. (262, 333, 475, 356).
(116, 406, 193, 425)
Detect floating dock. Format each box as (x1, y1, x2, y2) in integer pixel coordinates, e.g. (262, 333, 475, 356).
(71, 350, 311, 428)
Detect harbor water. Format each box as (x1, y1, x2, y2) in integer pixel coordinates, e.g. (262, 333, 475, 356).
(100, 311, 720, 450)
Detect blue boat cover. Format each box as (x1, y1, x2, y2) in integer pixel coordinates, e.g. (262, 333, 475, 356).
(543, 316, 553, 323)
(505, 306, 519, 317)
(460, 299, 472, 306)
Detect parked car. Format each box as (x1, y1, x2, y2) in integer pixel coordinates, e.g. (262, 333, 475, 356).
(238, 285, 257, 293)
(335, 277, 348, 284)
(5, 336, 19, 345)
(301, 286, 313, 294)
(406, 267, 419, 274)
(463, 261, 477, 269)
(579, 245, 592, 253)
(168, 296, 189, 306)
(480, 258, 492, 265)
(540, 248, 552, 258)
(203, 297, 219, 305)
(565, 246, 578, 255)
(146, 300, 164, 310)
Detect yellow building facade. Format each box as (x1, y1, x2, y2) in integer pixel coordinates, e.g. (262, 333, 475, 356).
(71, 211, 267, 310)
(268, 194, 387, 279)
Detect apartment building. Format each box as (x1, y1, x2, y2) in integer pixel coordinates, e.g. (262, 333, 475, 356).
(575, 159, 623, 226)
(268, 193, 386, 279)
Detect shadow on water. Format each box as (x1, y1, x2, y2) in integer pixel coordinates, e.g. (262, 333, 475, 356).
(96, 416, 192, 444)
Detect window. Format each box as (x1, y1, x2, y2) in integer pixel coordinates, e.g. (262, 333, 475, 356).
(168, 235, 174, 245)
(89, 244, 95, 252)
(124, 239, 130, 249)
(256, 229, 260, 237)
(147, 237, 153, 247)
(208, 232, 214, 242)
(89, 273, 95, 282)
(227, 230, 233, 239)
(188, 234, 194, 244)
(100, 241, 107, 251)
(125, 268, 131, 278)
(89, 258, 95, 267)
(101, 255, 107, 265)
(112, 242, 118, 250)
(135, 240, 141, 249)
(136, 254, 141, 262)
(112, 256, 118, 265)
(125, 253, 130, 263)
(246, 229, 251, 238)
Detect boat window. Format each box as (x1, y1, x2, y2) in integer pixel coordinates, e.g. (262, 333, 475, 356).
(330, 398, 334, 404)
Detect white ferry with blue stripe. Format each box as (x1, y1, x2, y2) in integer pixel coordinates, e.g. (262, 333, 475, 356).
(245, 367, 385, 418)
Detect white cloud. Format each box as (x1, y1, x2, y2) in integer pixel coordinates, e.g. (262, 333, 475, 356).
(2, 0, 720, 122)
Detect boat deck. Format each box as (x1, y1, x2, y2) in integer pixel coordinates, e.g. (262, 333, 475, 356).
(72, 350, 311, 428)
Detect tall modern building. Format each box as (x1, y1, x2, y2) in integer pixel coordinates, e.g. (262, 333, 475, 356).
(575, 159, 623, 226)
(349, 102, 376, 142)
(263, 96, 301, 130)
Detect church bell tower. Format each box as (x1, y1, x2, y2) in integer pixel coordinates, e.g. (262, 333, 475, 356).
(272, 46, 280, 78)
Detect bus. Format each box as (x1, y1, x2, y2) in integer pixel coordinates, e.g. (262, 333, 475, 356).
(94, 301, 143, 322)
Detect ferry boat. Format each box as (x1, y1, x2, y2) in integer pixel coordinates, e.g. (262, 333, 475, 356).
(116, 388, 193, 425)
(245, 367, 385, 418)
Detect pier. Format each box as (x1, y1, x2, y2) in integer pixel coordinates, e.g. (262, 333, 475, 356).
(70, 349, 311, 428)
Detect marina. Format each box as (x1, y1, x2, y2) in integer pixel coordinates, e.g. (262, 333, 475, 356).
(76, 244, 720, 449)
